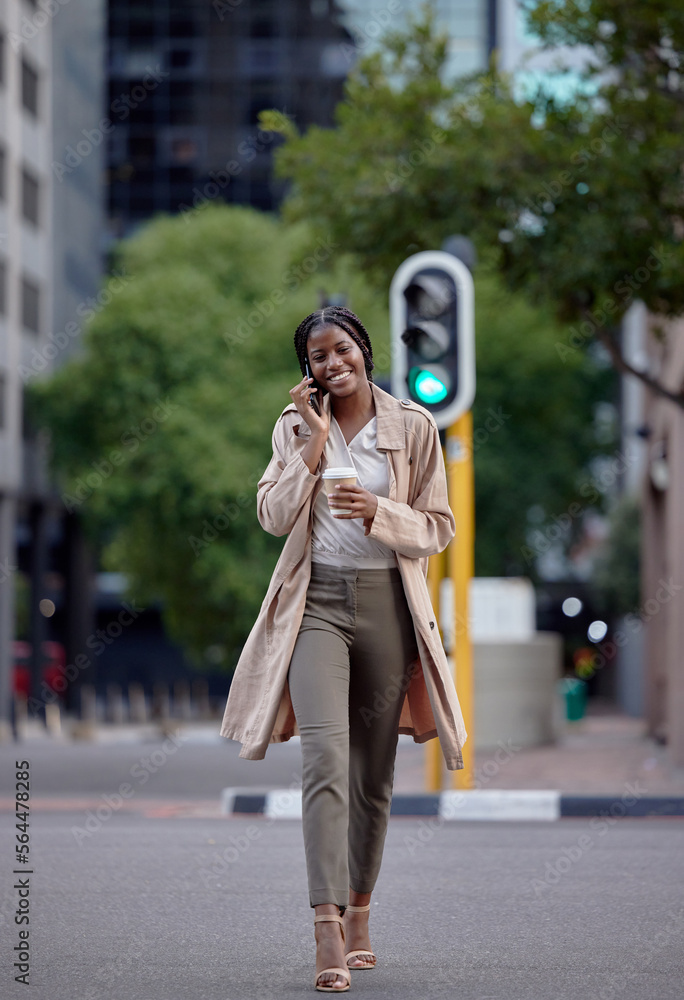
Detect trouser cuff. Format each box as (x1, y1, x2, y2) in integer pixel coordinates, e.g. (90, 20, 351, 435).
(350, 879, 376, 894)
(310, 888, 349, 911)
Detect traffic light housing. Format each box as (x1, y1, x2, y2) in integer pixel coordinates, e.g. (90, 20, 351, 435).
(390, 250, 475, 429)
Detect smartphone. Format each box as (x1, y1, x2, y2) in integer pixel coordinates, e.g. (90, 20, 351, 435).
(304, 358, 321, 416)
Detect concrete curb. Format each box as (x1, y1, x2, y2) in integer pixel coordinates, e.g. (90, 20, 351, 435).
(220, 788, 684, 820)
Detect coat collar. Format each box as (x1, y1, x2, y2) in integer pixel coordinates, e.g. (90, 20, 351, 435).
(370, 382, 407, 450)
(289, 381, 406, 450)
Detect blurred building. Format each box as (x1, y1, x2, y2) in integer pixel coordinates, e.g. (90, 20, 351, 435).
(0, 0, 105, 738)
(105, 1, 569, 239)
(0, 0, 55, 737)
(639, 316, 684, 768)
(106, 0, 354, 237)
(337, 0, 496, 78)
(614, 302, 684, 770)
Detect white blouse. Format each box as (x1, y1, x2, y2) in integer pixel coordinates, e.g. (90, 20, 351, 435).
(311, 415, 397, 568)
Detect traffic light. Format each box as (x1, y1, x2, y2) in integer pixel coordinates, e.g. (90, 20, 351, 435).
(390, 250, 475, 429)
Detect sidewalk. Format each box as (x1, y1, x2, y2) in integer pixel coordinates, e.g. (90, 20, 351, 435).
(10, 697, 684, 799)
(218, 700, 684, 819)
(395, 698, 684, 797)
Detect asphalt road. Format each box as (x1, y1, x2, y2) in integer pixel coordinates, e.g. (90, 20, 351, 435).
(0, 728, 302, 801)
(1, 810, 682, 1000)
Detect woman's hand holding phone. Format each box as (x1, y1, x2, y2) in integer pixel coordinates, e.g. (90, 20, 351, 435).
(290, 366, 330, 464)
(304, 360, 321, 416)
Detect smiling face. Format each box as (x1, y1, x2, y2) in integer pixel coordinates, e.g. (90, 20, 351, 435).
(306, 324, 368, 398)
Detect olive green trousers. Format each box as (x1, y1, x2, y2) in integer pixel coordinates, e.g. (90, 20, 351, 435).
(287, 561, 419, 911)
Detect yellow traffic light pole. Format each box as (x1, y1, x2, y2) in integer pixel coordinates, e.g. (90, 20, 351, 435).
(425, 412, 474, 792)
(446, 411, 474, 789)
(425, 545, 447, 791)
(389, 248, 476, 792)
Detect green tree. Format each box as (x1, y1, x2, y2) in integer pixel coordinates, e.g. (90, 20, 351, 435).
(268, 1, 684, 407)
(28, 205, 389, 670)
(471, 267, 615, 576)
(262, 6, 620, 577)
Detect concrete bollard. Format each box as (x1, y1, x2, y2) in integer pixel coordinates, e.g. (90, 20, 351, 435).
(192, 678, 211, 719)
(152, 682, 170, 722)
(106, 683, 125, 725)
(72, 684, 97, 740)
(128, 682, 147, 724)
(45, 702, 62, 739)
(173, 680, 192, 720)
(81, 684, 97, 721)
(13, 695, 28, 740)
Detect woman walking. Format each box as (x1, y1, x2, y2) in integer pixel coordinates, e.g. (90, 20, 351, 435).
(220, 306, 467, 992)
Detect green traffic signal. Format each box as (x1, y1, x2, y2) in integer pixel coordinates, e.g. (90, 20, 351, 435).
(391, 251, 475, 429)
(408, 365, 450, 404)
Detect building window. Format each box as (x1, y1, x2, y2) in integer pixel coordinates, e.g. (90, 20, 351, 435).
(0, 259, 6, 315)
(247, 90, 278, 126)
(21, 59, 39, 117)
(169, 49, 193, 69)
(21, 277, 40, 333)
(250, 19, 276, 38)
(21, 168, 40, 226)
(128, 134, 156, 163)
(170, 138, 197, 164)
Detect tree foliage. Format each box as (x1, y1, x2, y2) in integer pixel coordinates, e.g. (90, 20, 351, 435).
(268, 0, 684, 406)
(471, 268, 615, 576)
(28, 206, 389, 670)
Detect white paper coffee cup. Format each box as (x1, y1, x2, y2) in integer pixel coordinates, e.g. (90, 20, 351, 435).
(322, 467, 357, 516)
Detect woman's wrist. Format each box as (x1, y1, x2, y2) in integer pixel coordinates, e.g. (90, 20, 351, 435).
(301, 431, 327, 475)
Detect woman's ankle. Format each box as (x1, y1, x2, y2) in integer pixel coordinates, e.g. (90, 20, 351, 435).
(348, 889, 372, 908)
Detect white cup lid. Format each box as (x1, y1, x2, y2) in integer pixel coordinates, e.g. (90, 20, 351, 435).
(322, 466, 357, 478)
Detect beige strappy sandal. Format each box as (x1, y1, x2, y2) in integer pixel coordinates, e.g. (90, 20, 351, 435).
(344, 904, 377, 970)
(313, 913, 351, 993)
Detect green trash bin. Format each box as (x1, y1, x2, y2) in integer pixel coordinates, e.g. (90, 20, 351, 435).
(558, 676, 587, 721)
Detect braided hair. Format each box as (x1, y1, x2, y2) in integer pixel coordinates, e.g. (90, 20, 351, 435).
(294, 306, 375, 391)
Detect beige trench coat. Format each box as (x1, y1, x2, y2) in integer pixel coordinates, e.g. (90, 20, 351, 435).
(219, 381, 467, 769)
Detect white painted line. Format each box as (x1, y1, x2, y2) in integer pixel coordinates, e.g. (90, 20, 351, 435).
(265, 789, 303, 819)
(219, 787, 239, 815)
(439, 790, 560, 821)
